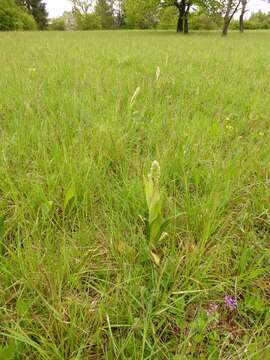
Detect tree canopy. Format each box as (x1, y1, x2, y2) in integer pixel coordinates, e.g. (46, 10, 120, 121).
(123, 0, 159, 29)
(70, 0, 95, 14)
(16, 0, 48, 29)
(95, 0, 114, 29)
(0, 0, 37, 30)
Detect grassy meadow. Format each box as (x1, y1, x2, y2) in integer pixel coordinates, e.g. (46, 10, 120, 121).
(0, 30, 270, 359)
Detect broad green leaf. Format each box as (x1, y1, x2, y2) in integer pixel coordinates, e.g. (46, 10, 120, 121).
(144, 175, 153, 209)
(159, 218, 171, 234)
(149, 195, 161, 224)
(150, 215, 163, 243)
(0, 344, 16, 360)
(64, 184, 76, 211)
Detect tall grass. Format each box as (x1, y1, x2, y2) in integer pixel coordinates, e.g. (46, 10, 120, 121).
(0, 30, 270, 359)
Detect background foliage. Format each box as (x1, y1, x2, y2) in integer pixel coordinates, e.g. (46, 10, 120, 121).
(0, 0, 270, 31)
(0, 0, 36, 30)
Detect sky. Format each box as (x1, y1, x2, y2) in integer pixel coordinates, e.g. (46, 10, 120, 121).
(45, 0, 72, 18)
(45, 0, 269, 19)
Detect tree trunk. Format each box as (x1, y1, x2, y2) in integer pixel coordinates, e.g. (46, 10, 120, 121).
(184, 3, 191, 34)
(239, 0, 247, 32)
(184, 17, 188, 34)
(176, 1, 187, 33)
(222, 18, 230, 36)
(176, 1, 191, 34)
(239, 13, 244, 32)
(177, 15, 183, 33)
(222, 0, 233, 36)
(222, 0, 241, 36)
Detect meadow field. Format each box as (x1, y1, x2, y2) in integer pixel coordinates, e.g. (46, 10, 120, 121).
(0, 30, 270, 359)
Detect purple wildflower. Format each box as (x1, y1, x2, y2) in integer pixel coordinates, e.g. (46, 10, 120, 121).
(224, 296, 237, 310)
(206, 303, 219, 316)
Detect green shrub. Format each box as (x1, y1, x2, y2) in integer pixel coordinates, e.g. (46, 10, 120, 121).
(0, 0, 36, 30)
(248, 11, 270, 29)
(230, 12, 270, 30)
(75, 12, 102, 30)
(157, 6, 178, 30)
(190, 13, 222, 30)
(18, 9, 37, 30)
(49, 17, 66, 31)
(158, 8, 223, 31)
(124, 0, 158, 29)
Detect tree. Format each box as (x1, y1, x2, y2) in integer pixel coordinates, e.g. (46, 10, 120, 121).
(157, 5, 178, 29)
(175, 0, 192, 33)
(69, 0, 95, 14)
(160, 0, 194, 34)
(70, 0, 102, 30)
(76, 12, 102, 29)
(198, 0, 242, 36)
(221, 0, 241, 35)
(123, 0, 159, 29)
(49, 16, 66, 31)
(190, 9, 223, 29)
(113, 0, 125, 27)
(63, 11, 77, 30)
(0, 0, 37, 30)
(16, 0, 48, 29)
(123, 0, 197, 33)
(239, 0, 247, 32)
(247, 10, 270, 29)
(95, 0, 114, 29)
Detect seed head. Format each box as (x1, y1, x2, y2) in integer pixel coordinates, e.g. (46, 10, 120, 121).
(159, 232, 168, 242)
(149, 160, 160, 184)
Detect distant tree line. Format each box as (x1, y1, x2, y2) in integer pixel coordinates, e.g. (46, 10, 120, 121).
(157, 8, 270, 31)
(1, 0, 270, 36)
(51, 0, 270, 36)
